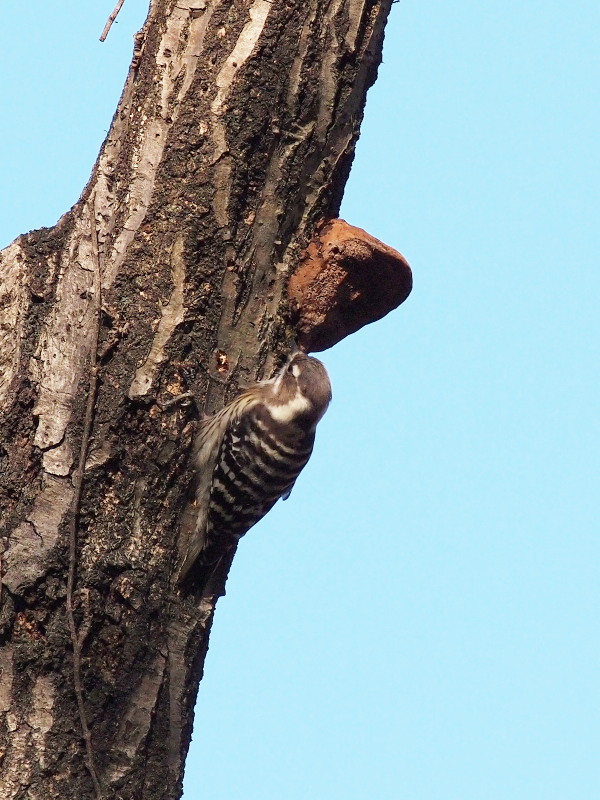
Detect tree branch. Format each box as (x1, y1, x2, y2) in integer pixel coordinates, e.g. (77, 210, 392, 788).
(99, 0, 126, 42)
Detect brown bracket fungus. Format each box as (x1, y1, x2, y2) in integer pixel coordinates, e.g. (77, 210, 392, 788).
(288, 218, 412, 352)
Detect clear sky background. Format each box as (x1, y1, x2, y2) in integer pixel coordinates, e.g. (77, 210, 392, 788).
(2, 2, 599, 798)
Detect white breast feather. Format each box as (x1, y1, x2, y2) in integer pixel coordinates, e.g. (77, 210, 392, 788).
(267, 391, 311, 423)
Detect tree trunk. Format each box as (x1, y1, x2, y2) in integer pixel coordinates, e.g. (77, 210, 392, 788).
(0, 1, 395, 797)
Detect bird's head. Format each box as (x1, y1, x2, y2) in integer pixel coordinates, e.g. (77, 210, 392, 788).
(269, 353, 331, 427)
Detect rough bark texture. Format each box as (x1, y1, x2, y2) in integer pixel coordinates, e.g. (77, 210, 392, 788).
(0, 1, 394, 797)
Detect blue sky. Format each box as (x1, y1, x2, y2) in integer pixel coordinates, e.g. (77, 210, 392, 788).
(2, 2, 599, 798)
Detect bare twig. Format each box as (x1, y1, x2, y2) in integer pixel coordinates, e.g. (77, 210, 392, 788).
(99, 0, 126, 42)
(158, 391, 194, 411)
(65, 200, 104, 799)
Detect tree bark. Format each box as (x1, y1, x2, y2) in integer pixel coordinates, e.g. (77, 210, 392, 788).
(0, 1, 394, 797)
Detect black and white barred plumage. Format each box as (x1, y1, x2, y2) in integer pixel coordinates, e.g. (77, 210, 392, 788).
(178, 353, 331, 581)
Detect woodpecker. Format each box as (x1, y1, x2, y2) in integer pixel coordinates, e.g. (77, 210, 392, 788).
(178, 353, 331, 581)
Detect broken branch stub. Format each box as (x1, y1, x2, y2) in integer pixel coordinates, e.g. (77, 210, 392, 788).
(288, 219, 412, 352)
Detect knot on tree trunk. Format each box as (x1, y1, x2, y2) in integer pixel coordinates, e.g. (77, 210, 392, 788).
(288, 218, 412, 352)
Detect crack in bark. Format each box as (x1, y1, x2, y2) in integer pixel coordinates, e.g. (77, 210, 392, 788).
(129, 234, 187, 399)
(0, 675, 56, 799)
(3, 480, 72, 595)
(210, 0, 273, 226)
(0, 241, 28, 412)
(98, 0, 225, 291)
(23, 520, 43, 543)
(104, 651, 168, 785)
